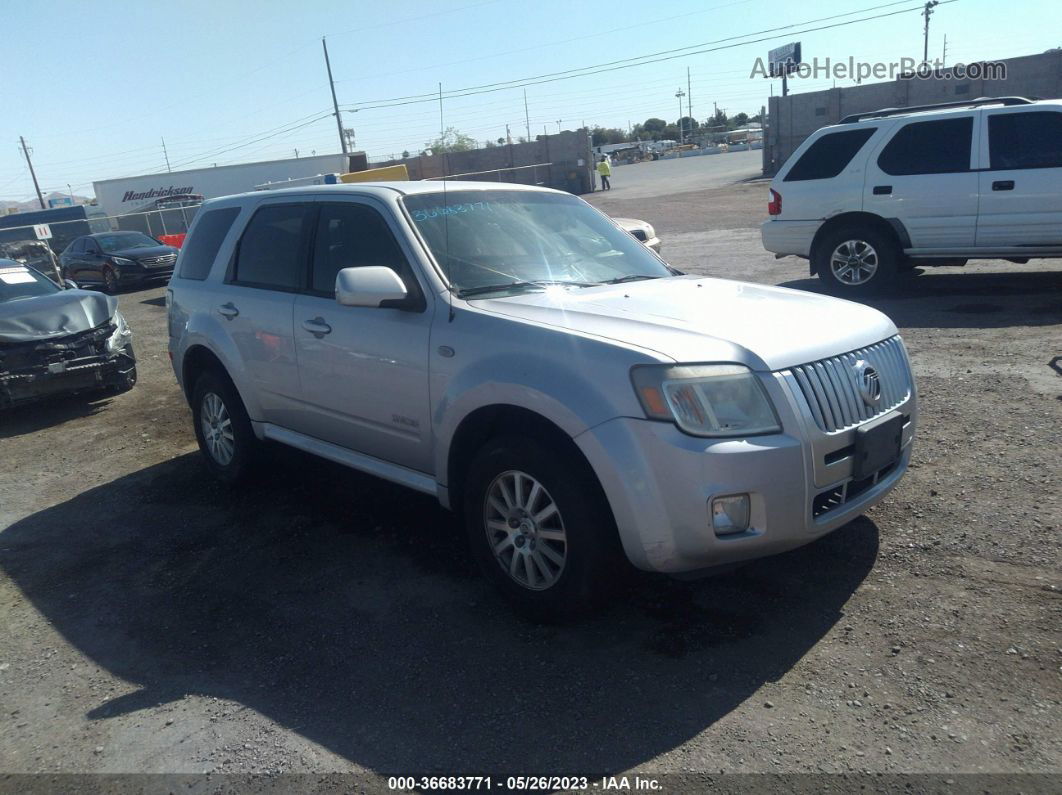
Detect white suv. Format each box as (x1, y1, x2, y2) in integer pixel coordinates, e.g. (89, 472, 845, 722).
(168, 181, 916, 618)
(762, 97, 1062, 295)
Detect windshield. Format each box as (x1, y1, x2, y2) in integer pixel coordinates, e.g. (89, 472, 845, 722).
(97, 232, 160, 252)
(0, 262, 61, 303)
(402, 190, 671, 297)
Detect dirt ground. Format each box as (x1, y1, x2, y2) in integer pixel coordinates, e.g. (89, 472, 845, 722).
(1, 161, 1059, 789)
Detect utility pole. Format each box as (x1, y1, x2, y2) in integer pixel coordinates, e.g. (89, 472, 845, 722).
(687, 67, 693, 132)
(675, 88, 686, 144)
(68, 183, 74, 204)
(322, 37, 348, 154)
(342, 128, 356, 151)
(18, 136, 45, 210)
(161, 137, 172, 172)
(294, 148, 299, 158)
(922, 1, 939, 66)
(556, 119, 563, 133)
(942, 34, 948, 67)
(523, 89, 531, 142)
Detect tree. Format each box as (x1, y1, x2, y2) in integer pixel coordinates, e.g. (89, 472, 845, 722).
(677, 116, 698, 134)
(731, 112, 749, 128)
(424, 127, 478, 154)
(401, 150, 410, 158)
(642, 117, 667, 137)
(590, 126, 627, 146)
(661, 124, 681, 141)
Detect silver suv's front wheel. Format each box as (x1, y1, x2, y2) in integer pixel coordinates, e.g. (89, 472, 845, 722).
(464, 435, 622, 621)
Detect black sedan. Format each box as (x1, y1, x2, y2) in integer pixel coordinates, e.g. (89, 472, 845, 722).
(60, 231, 177, 293)
(0, 260, 136, 407)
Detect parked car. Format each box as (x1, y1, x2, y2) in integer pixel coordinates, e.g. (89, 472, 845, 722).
(0, 260, 136, 407)
(60, 231, 178, 293)
(614, 217, 662, 253)
(761, 96, 1062, 295)
(169, 182, 916, 618)
(0, 239, 63, 283)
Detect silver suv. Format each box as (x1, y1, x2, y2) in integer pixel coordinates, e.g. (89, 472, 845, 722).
(168, 182, 917, 618)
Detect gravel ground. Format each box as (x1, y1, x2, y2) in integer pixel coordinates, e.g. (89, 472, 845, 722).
(0, 157, 1059, 790)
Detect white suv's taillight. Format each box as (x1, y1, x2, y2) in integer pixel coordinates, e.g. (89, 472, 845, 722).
(768, 188, 782, 216)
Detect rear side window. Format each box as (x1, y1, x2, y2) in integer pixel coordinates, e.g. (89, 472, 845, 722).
(178, 207, 239, 280)
(989, 111, 1062, 170)
(311, 203, 411, 295)
(231, 204, 313, 291)
(878, 117, 972, 175)
(784, 128, 875, 181)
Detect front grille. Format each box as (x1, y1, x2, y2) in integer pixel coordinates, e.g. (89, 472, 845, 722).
(788, 336, 911, 433)
(141, 254, 177, 266)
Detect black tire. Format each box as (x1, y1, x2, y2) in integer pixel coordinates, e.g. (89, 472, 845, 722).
(102, 266, 119, 294)
(463, 435, 623, 621)
(111, 344, 138, 393)
(813, 225, 899, 296)
(191, 369, 258, 485)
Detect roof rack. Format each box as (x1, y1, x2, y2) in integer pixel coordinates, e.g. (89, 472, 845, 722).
(839, 96, 1033, 124)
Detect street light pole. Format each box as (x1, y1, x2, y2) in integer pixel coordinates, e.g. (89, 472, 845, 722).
(922, 1, 940, 66)
(675, 89, 686, 144)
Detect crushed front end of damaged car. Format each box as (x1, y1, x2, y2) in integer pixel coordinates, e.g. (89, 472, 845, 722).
(0, 263, 137, 408)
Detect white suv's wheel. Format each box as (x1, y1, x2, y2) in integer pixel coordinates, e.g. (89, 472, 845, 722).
(814, 226, 898, 296)
(464, 435, 622, 621)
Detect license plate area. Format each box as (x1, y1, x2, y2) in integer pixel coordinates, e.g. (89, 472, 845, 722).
(853, 410, 903, 480)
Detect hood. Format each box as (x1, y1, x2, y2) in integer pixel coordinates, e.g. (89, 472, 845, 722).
(109, 244, 176, 260)
(472, 276, 897, 371)
(0, 289, 116, 343)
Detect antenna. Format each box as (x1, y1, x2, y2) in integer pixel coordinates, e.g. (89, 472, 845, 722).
(439, 82, 455, 323)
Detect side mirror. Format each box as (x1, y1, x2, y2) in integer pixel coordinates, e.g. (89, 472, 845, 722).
(335, 266, 409, 308)
(65, 280, 79, 290)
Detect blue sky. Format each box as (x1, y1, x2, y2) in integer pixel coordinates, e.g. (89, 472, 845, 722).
(1, 0, 1057, 201)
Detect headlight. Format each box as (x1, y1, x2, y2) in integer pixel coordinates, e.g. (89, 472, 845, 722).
(631, 363, 781, 437)
(110, 257, 134, 268)
(106, 310, 132, 354)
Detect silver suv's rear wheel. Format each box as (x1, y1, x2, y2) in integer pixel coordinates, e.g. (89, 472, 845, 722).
(829, 239, 879, 285)
(191, 370, 257, 484)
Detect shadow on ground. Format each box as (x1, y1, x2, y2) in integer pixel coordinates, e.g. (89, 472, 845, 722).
(0, 450, 878, 775)
(0, 391, 114, 439)
(779, 268, 1062, 329)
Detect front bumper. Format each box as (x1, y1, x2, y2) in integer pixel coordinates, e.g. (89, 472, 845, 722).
(0, 327, 136, 408)
(120, 265, 175, 284)
(575, 364, 916, 574)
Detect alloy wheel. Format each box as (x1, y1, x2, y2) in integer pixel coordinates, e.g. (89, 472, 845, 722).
(829, 239, 879, 285)
(484, 470, 567, 591)
(200, 392, 235, 466)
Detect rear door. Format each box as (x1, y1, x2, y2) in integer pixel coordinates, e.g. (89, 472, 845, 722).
(291, 198, 435, 473)
(976, 108, 1062, 248)
(217, 201, 314, 428)
(863, 114, 980, 251)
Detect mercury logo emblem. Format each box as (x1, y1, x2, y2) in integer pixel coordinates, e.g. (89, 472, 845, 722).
(854, 360, 882, 406)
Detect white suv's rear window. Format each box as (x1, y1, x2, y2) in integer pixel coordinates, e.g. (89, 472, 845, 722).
(784, 128, 875, 182)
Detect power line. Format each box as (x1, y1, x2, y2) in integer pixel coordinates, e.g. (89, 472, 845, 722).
(345, 0, 932, 110)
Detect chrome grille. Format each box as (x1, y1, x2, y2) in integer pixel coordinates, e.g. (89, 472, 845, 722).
(788, 336, 911, 433)
(141, 254, 176, 266)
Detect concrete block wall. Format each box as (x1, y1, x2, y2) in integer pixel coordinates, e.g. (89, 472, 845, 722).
(374, 129, 596, 194)
(763, 50, 1062, 175)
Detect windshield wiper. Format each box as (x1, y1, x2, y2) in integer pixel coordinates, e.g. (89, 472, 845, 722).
(457, 280, 597, 297)
(601, 274, 663, 284)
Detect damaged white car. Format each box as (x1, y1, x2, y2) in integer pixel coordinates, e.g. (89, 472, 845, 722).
(0, 260, 136, 408)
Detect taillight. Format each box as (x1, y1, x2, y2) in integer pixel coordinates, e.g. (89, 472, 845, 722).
(768, 189, 782, 216)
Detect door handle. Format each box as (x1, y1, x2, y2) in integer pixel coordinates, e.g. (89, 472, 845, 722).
(301, 317, 332, 337)
(873, 185, 892, 195)
(217, 302, 239, 319)
(992, 180, 1015, 191)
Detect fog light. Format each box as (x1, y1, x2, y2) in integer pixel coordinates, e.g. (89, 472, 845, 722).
(711, 494, 750, 536)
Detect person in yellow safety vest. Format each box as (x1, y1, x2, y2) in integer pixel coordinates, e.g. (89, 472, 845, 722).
(596, 156, 612, 191)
